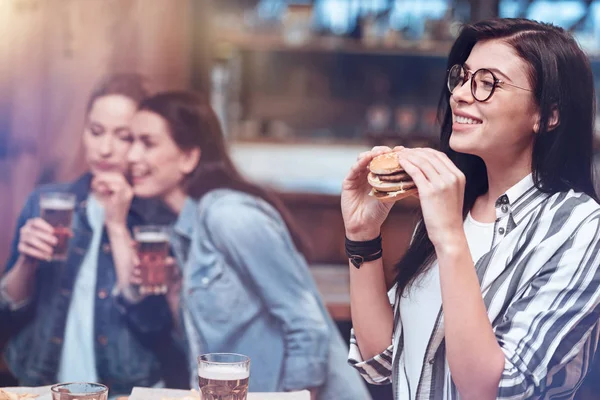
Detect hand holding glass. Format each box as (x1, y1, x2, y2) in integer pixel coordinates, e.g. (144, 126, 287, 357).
(40, 192, 76, 261)
(134, 225, 170, 295)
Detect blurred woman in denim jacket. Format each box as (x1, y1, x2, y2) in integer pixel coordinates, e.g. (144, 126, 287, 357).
(0, 74, 182, 396)
(124, 91, 370, 399)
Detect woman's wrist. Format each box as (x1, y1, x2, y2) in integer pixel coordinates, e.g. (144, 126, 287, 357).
(433, 232, 469, 260)
(105, 222, 130, 237)
(345, 226, 381, 242)
(16, 254, 40, 272)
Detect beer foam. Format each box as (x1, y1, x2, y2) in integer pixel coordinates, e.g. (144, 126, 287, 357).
(135, 231, 169, 242)
(198, 365, 249, 381)
(40, 198, 75, 210)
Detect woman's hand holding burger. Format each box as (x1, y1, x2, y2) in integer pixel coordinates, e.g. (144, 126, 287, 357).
(352, 146, 466, 254)
(397, 148, 466, 251)
(342, 146, 406, 241)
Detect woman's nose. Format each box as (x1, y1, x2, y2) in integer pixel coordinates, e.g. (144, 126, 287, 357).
(451, 78, 475, 104)
(98, 135, 113, 156)
(127, 142, 142, 163)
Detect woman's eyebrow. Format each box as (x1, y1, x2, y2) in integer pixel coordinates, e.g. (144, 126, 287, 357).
(464, 62, 513, 82)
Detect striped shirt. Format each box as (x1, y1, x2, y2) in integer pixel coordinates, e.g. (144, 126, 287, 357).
(348, 174, 600, 399)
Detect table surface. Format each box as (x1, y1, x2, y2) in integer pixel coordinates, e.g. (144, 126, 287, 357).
(0, 387, 310, 400)
(130, 387, 309, 399)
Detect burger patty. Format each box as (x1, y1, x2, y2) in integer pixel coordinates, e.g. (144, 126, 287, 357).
(377, 171, 412, 182)
(377, 181, 417, 192)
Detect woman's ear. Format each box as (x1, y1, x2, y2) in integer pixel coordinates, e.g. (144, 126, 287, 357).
(547, 106, 560, 131)
(180, 147, 201, 175)
(533, 106, 560, 133)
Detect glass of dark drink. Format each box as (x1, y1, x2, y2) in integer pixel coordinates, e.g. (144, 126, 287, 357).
(40, 192, 76, 261)
(198, 353, 250, 400)
(50, 382, 108, 400)
(133, 225, 170, 295)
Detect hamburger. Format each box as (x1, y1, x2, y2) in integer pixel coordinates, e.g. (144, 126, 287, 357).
(367, 152, 417, 202)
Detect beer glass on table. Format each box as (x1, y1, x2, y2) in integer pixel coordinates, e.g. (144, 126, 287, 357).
(133, 225, 170, 295)
(50, 382, 108, 400)
(198, 353, 250, 400)
(40, 192, 76, 261)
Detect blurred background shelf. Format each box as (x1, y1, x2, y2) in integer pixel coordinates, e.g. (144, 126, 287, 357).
(215, 31, 455, 58)
(205, 2, 600, 151)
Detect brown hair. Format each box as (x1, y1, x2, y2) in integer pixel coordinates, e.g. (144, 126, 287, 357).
(138, 91, 312, 259)
(86, 73, 149, 114)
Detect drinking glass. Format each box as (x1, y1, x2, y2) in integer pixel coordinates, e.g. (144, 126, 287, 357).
(50, 382, 108, 400)
(198, 353, 251, 400)
(133, 225, 170, 295)
(40, 192, 76, 261)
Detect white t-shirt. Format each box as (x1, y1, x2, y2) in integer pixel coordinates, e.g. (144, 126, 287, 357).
(57, 195, 104, 383)
(399, 213, 495, 399)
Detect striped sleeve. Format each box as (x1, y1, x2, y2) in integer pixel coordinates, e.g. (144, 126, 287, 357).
(348, 330, 394, 385)
(347, 284, 398, 385)
(495, 214, 600, 399)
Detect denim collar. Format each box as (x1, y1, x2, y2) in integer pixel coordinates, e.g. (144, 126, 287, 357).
(173, 197, 196, 239)
(68, 173, 93, 210)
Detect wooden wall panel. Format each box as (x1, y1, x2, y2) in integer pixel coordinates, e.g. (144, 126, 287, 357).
(0, 0, 195, 274)
(280, 192, 420, 267)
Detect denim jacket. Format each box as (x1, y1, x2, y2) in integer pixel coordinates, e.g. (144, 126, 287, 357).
(171, 189, 370, 400)
(0, 174, 177, 395)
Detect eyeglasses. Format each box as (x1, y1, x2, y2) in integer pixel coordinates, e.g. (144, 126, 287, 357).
(447, 64, 532, 102)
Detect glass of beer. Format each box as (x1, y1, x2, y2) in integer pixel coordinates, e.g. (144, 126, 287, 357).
(133, 225, 170, 295)
(198, 353, 250, 400)
(40, 192, 76, 261)
(50, 382, 108, 400)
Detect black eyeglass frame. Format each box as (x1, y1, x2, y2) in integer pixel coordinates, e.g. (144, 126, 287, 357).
(447, 64, 533, 102)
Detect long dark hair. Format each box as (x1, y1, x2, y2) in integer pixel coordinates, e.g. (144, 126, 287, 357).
(395, 18, 597, 296)
(138, 91, 311, 258)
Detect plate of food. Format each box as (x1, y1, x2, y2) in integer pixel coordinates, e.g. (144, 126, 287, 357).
(0, 387, 48, 400)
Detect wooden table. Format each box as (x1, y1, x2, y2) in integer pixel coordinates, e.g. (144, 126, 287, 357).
(1, 387, 309, 400)
(129, 387, 309, 399)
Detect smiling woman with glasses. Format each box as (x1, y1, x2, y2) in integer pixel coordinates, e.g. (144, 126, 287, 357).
(343, 18, 600, 400)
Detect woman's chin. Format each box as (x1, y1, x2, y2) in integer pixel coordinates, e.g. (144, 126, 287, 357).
(449, 135, 479, 155)
(132, 184, 159, 199)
